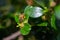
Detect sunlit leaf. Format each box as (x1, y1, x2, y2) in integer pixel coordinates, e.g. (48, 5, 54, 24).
(54, 5, 60, 19)
(24, 6, 43, 18)
(30, 7, 43, 18)
(24, 6, 33, 19)
(20, 23, 31, 35)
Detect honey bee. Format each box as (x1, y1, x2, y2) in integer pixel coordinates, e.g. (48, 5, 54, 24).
(16, 13, 25, 28)
(19, 13, 25, 23)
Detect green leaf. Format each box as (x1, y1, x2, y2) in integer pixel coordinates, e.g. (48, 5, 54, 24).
(20, 23, 31, 35)
(30, 7, 43, 18)
(15, 14, 19, 23)
(51, 14, 57, 30)
(34, 0, 49, 8)
(24, 6, 33, 19)
(37, 22, 48, 26)
(54, 5, 60, 19)
(24, 6, 43, 18)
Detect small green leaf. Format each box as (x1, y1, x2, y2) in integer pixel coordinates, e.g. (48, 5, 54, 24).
(37, 22, 48, 26)
(20, 23, 31, 35)
(54, 5, 60, 19)
(51, 14, 57, 30)
(15, 14, 19, 23)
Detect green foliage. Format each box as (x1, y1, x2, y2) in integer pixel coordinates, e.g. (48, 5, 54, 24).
(15, 14, 19, 23)
(14, 0, 58, 35)
(0, 0, 60, 40)
(24, 6, 43, 18)
(34, 0, 49, 8)
(24, 6, 33, 19)
(37, 22, 48, 26)
(30, 7, 43, 18)
(51, 14, 57, 30)
(54, 5, 60, 19)
(20, 23, 31, 35)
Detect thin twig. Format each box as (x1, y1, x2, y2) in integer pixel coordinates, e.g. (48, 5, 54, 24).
(2, 31, 23, 40)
